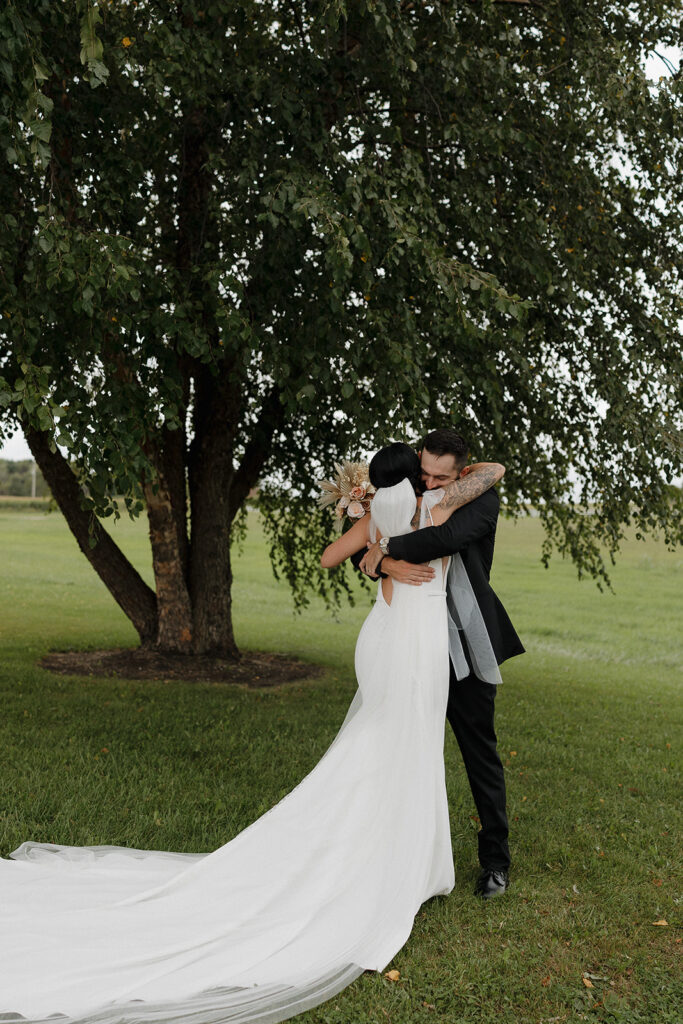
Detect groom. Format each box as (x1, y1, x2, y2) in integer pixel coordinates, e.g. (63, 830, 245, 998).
(355, 428, 524, 898)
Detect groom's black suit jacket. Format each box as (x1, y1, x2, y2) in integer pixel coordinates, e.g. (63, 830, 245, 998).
(381, 488, 524, 667)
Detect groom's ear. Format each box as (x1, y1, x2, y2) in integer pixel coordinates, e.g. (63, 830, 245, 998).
(459, 465, 472, 477)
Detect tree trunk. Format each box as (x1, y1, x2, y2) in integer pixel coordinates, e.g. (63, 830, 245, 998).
(187, 365, 240, 657)
(25, 426, 158, 646)
(189, 493, 238, 658)
(143, 428, 193, 652)
(25, 378, 283, 657)
(186, 367, 286, 657)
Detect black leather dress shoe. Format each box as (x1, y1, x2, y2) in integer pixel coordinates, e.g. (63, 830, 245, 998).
(474, 868, 510, 899)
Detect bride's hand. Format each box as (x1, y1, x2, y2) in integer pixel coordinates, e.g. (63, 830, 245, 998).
(359, 540, 384, 577)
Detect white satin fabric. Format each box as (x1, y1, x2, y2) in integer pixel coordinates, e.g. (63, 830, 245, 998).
(0, 479, 454, 1024)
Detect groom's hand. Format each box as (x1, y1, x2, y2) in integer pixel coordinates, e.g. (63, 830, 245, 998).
(382, 557, 436, 586)
(359, 542, 436, 586)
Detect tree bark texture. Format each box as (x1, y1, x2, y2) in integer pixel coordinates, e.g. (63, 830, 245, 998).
(143, 428, 194, 653)
(187, 365, 241, 657)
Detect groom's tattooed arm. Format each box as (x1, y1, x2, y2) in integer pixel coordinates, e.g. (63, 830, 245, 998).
(433, 463, 504, 518)
(389, 489, 500, 564)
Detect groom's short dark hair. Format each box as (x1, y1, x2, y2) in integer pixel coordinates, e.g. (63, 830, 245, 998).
(420, 428, 469, 471)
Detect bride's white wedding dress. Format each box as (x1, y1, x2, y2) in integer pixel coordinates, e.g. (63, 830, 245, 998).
(0, 482, 454, 1024)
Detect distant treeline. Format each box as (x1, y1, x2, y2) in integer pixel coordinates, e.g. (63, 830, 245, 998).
(0, 459, 51, 497)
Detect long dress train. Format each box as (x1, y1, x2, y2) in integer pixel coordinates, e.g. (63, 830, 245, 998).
(0, 481, 454, 1024)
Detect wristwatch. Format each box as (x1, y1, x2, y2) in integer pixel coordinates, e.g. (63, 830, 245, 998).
(378, 536, 390, 556)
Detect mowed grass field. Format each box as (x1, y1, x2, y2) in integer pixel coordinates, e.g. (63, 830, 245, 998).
(0, 506, 680, 1024)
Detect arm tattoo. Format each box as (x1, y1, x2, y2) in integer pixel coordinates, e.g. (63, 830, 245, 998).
(436, 466, 500, 512)
(410, 505, 421, 530)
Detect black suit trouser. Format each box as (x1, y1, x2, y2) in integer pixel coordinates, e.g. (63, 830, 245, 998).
(446, 661, 511, 872)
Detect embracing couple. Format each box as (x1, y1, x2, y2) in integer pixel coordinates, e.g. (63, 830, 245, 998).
(324, 427, 524, 899)
(0, 430, 523, 1024)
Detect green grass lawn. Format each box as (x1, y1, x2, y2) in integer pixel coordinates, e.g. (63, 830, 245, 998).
(0, 508, 680, 1023)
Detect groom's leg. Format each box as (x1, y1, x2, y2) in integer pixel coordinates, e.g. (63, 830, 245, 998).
(446, 664, 511, 872)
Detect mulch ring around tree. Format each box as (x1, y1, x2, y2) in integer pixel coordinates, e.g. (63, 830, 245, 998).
(39, 649, 324, 688)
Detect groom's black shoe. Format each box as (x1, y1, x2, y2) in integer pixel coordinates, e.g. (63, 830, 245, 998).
(474, 868, 509, 899)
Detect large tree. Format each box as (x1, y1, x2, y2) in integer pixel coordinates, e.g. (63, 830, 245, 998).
(0, 0, 680, 656)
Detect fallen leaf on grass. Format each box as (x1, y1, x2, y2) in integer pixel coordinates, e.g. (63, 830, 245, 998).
(582, 977, 594, 988)
(651, 919, 668, 926)
(384, 969, 400, 981)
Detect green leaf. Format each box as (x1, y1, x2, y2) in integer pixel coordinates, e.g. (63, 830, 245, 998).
(36, 93, 54, 115)
(28, 120, 52, 143)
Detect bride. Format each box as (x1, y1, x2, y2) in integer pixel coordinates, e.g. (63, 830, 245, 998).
(0, 443, 503, 1024)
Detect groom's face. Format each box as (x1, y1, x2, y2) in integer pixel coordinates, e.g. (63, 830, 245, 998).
(419, 448, 462, 491)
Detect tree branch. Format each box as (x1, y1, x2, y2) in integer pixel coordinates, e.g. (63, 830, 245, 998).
(230, 388, 286, 516)
(24, 426, 158, 645)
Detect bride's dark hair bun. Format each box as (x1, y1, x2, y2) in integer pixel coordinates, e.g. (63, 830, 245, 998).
(369, 443, 421, 492)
